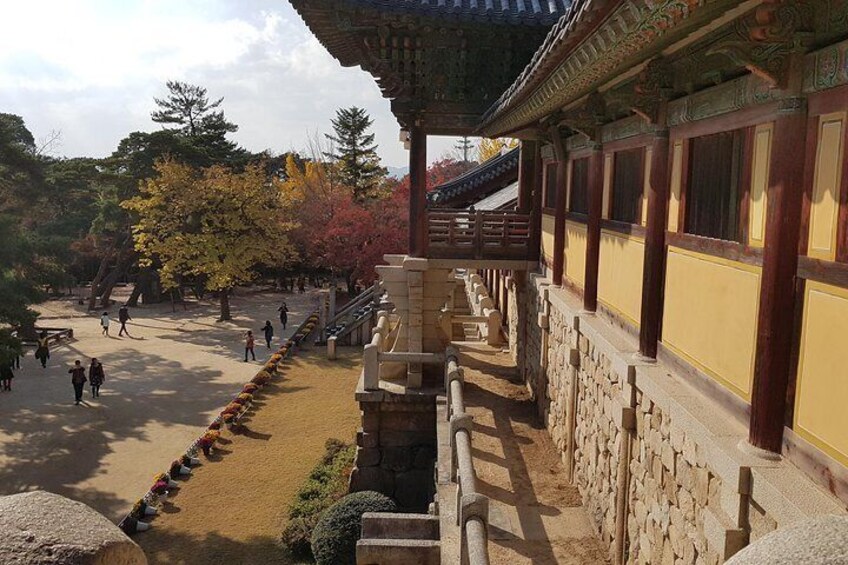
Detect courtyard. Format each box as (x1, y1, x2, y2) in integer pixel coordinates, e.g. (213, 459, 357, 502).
(0, 287, 327, 522)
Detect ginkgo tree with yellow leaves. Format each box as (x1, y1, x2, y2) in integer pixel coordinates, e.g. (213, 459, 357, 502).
(123, 159, 296, 321)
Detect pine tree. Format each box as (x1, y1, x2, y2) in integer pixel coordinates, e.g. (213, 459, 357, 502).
(324, 107, 387, 200)
(455, 136, 474, 162)
(151, 81, 244, 165)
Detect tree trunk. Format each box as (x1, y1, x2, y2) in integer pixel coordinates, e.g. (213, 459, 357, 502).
(219, 288, 232, 321)
(126, 267, 152, 307)
(87, 245, 116, 311)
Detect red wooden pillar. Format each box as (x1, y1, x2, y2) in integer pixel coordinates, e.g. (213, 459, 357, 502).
(408, 125, 428, 257)
(584, 146, 604, 312)
(749, 101, 808, 453)
(639, 131, 670, 358)
(550, 128, 567, 286)
(518, 141, 538, 212)
(529, 144, 544, 263)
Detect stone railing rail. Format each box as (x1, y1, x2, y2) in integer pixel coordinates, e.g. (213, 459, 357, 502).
(361, 310, 449, 390)
(462, 273, 502, 346)
(322, 281, 381, 341)
(445, 346, 490, 565)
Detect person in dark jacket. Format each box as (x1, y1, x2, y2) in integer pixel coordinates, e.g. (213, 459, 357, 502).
(35, 331, 50, 368)
(261, 321, 274, 348)
(89, 358, 105, 398)
(0, 363, 14, 391)
(69, 360, 87, 404)
(118, 305, 132, 337)
(277, 301, 288, 330)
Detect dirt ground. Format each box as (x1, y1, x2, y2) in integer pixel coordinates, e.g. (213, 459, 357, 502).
(458, 342, 610, 564)
(0, 286, 322, 522)
(136, 345, 361, 565)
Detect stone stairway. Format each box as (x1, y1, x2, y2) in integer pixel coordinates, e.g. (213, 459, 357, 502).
(451, 277, 481, 342)
(357, 512, 441, 564)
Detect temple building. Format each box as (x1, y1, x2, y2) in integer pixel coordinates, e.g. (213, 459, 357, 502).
(293, 0, 848, 563)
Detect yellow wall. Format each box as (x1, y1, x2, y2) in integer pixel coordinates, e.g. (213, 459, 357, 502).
(668, 140, 684, 232)
(748, 123, 773, 247)
(542, 213, 555, 264)
(564, 220, 587, 288)
(662, 247, 761, 400)
(808, 112, 845, 260)
(598, 230, 644, 326)
(795, 281, 848, 467)
(602, 154, 613, 219)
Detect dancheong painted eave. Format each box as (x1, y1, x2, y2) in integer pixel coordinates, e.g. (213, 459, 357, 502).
(478, 0, 753, 138)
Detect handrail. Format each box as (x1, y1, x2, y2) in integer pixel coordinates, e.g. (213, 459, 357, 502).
(325, 281, 380, 331)
(445, 347, 490, 565)
(427, 210, 531, 260)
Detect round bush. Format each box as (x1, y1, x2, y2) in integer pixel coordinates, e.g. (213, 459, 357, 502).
(310, 491, 397, 565)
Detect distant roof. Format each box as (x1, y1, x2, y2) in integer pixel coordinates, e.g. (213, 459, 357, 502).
(428, 147, 519, 207)
(472, 181, 518, 210)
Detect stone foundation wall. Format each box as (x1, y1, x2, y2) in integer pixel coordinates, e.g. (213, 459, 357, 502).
(520, 275, 845, 564)
(351, 393, 437, 512)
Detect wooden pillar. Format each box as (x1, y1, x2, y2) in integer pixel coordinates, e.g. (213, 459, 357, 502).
(501, 270, 510, 326)
(584, 146, 604, 312)
(639, 130, 670, 358)
(749, 99, 808, 453)
(550, 127, 567, 286)
(408, 125, 427, 257)
(529, 144, 544, 263)
(518, 140, 538, 212)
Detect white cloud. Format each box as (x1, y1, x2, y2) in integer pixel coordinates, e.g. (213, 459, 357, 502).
(0, 1, 462, 166)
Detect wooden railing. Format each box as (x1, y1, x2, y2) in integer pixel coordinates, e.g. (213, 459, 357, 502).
(427, 209, 531, 260)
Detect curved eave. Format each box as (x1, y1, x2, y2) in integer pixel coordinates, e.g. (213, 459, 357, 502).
(479, 0, 741, 137)
(428, 147, 520, 207)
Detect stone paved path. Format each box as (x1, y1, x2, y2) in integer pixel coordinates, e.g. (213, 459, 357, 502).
(458, 342, 610, 564)
(0, 287, 320, 522)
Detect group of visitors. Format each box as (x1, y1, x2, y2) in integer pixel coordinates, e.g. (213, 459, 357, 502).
(99, 305, 132, 338)
(242, 300, 289, 362)
(69, 358, 105, 405)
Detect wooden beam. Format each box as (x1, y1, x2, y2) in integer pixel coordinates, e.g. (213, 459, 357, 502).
(550, 127, 567, 286)
(749, 100, 808, 453)
(639, 130, 670, 358)
(584, 146, 604, 312)
(409, 125, 427, 257)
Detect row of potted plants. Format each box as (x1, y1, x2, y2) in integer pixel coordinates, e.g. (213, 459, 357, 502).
(118, 311, 321, 535)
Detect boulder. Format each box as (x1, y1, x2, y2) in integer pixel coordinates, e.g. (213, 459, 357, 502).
(0, 491, 147, 565)
(726, 515, 848, 565)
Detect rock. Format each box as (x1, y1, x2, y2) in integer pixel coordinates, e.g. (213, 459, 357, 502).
(380, 447, 413, 472)
(356, 447, 381, 467)
(350, 467, 395, 497)
(727, 515, 848, 564)
(0, 491, 147, 565)
(394, 470, 434, 511)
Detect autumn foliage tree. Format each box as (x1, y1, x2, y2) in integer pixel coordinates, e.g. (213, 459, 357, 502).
(124, 160, 296, 320)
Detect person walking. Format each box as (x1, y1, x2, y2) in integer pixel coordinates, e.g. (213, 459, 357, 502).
(261, 321, 274, 348)
(100, 312, 111, 337)
(89, 358, 105, 398)
(244, 331, 256, 362)
(297, 277, 305, 294)
(0, 363, 14, 391)
(35, 331, 50, 368)
(277, 300, 289, 330)
(118, 305, 131, 337)
(69, 360, 87, 404)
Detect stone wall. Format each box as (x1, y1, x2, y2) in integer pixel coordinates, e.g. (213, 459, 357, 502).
(351, 390, 437, 512)
(519, 275, 846, 564)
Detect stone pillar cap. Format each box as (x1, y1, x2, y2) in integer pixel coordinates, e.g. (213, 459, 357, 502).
(726, 515, 848, 565)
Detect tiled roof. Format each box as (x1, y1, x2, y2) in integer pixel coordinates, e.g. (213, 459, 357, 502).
(328, 1, 570, 26)
(472, 181, 519, 210)
(428, 147, 520, 206)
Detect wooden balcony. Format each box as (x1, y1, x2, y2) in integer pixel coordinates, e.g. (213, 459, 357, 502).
(426, 209, 532, 261)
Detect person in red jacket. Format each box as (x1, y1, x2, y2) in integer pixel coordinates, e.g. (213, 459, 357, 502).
(244, 331, 256, 362)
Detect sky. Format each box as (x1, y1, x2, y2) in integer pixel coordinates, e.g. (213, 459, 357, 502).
(0, 0, 469, 168)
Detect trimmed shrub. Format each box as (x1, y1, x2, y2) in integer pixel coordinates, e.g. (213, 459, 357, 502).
(281, 438, 356, 560)
(310, 491, 397, 565)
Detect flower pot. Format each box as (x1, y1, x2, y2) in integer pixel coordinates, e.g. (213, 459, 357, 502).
(144, 506, 158, 516)
(136, 521, 151, 532)
(167, 479, 178, 489)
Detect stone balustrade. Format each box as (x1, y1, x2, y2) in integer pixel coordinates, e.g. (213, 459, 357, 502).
(461, 272, 502, 346)
(444, 347, 491, 565)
